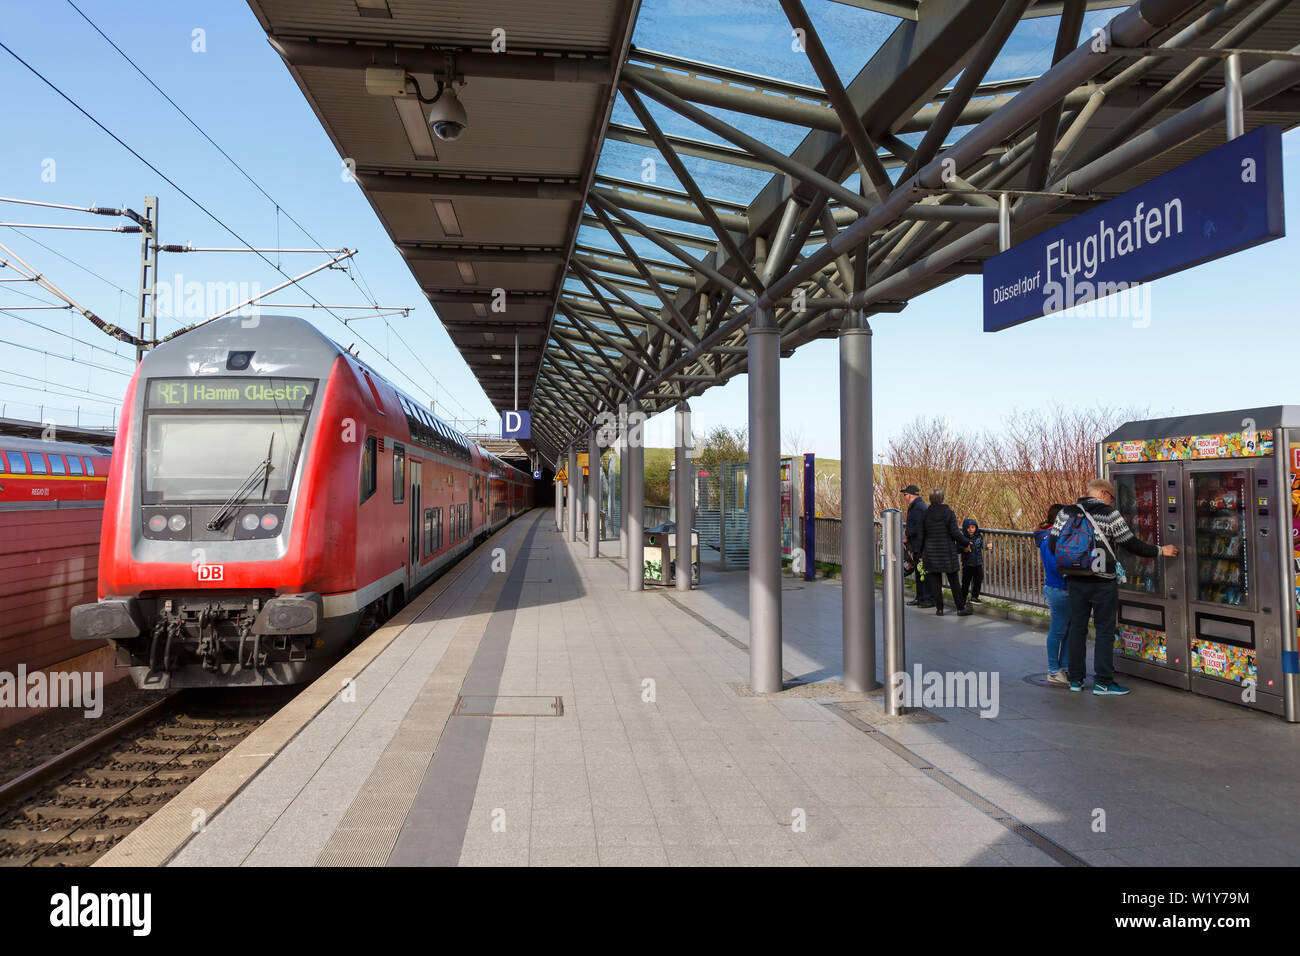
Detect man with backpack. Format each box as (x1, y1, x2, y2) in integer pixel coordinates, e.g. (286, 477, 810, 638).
(1050, 478, 1178, 695)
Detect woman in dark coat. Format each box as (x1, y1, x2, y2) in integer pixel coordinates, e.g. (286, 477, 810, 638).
(920, 488, 972, 616)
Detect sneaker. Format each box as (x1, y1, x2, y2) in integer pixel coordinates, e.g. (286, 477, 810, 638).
(957, 607, 973, 616)
(935, 608, 945, 616)
(1093, 681, 1130, 696)
(968, 598, 983, 605)
(1069, 680, 1083, 692)
(1046, 670, 1069, 687)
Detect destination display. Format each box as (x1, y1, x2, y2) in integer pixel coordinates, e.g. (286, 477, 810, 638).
(984, 124, 1285, 332)
(146, 377, 316, 411)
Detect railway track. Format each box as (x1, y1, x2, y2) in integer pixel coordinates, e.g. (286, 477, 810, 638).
(0, 691, 287, 866)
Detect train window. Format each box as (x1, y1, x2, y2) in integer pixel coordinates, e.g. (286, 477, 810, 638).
(360, 436, 378, 503)
(423, 508, 433, 553)
(84, 457, 98, 475)
(50, 454, 66, 475)
(67, 456, 84, 476)
(393, 443, 406, 503)
(28, 453, 48, 474)
(432, 507, 442, 550)
(4, 451, 26, 474)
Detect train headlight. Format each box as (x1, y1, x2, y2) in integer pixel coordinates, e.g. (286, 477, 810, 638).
(148, 515, 167, 533)
(241, 513, 260, 531)
(261, 513, 279, 531)
(168, 514, 187, 532)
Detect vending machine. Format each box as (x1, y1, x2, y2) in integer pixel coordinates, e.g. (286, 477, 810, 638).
(1101, 407, 1300, 720)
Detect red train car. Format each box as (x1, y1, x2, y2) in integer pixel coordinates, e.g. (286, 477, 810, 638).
(72, 314, 533, 688)
(0, 436, 113, 706)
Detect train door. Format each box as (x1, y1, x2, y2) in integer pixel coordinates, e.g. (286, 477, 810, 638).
(1181, 459, 1281, 714)
(408, 461, 422, 592)
(1111, 463, 1189, 689)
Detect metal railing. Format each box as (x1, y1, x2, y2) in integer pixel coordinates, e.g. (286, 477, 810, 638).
(606, 505, 1050, 610)
(977, 529, 1047, 608)
(795, 516, 1048, 609)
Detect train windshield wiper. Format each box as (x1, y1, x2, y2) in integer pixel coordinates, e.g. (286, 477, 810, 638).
(207, 436, 275, 531)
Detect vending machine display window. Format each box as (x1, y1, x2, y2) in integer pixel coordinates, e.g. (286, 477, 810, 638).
(1190, 470, 1249, 607)
(1114, 472, 1162, 595)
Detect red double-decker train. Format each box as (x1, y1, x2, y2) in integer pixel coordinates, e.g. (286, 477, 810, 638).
(72, 314, 533, 688)
(1, 435, 113, 701)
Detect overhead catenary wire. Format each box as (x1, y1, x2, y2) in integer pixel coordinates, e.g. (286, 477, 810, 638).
(0, 325, 134, 377)
(0, 367, 124, 405)
(0, 39, 351, 348)
(3, 226, 138, 302)
(0, 305, 136, 365)
(60, 0, 489, 424)
(2, 25, 484, 426)
(0, 222, 140, 233)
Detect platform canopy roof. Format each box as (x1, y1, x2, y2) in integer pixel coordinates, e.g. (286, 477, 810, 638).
(246, 0, 1300, 466)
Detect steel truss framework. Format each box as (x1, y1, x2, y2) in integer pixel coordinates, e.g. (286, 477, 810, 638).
(524, 0, 1300, 464)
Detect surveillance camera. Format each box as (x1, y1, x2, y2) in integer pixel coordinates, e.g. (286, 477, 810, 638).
(428, 87, 468, 142)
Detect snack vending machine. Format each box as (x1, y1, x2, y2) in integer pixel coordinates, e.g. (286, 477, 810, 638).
(1101, 407, 1300, 719)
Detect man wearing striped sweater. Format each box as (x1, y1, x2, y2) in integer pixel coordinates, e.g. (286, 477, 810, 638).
(1049, 478, 1179, 696)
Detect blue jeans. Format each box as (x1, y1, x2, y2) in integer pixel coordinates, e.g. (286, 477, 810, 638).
(1044, 585, 1071, 673)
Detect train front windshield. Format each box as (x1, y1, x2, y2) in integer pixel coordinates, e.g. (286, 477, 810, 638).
(142, 377, 316, 503)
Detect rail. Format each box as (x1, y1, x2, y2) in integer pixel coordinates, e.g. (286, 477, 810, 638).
(798, 517, 1047, 608)
(576, 501, 1050, 610)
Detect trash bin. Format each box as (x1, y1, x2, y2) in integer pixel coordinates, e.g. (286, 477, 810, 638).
(643, 521, 700, 587)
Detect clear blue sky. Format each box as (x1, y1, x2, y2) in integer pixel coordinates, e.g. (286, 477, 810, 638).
(1, 1, 1296, 459)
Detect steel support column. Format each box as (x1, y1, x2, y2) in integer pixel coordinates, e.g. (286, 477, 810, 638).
(588, 430, 600, 558)
(626, 405, 645, 591)
(840, 312, 876, 693)
(674, 401, 694, 592)
(748, 313, 782, 694)
(568, 444, 579, 543)
(619, 403, 629, 560)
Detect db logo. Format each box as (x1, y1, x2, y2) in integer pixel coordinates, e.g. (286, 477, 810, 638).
(197, 564, 224, 582)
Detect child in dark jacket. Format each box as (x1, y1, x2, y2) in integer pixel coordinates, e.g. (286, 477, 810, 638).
(960, 518, 984, 605)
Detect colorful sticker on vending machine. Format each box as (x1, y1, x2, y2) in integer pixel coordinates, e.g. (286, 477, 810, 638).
(1104, 430, 1275, 463)
(1292, 447, 1300, 634)
(1114, 626, 1167, 664)
(1191, 637, 1257, 685)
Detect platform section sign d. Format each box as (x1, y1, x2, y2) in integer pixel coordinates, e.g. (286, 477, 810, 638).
(984, 124, 1285, 332)
(501, 410, 530, 439)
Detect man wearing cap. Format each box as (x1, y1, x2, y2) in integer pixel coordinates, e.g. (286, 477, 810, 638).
(900, 485, 932, 607)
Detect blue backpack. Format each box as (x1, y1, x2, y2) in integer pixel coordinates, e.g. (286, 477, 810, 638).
(1054, 507, 1109, 576)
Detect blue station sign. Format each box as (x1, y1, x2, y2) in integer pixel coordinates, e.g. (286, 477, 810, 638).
(984, 124, 1285, 332)
(501, 410, 530, 440)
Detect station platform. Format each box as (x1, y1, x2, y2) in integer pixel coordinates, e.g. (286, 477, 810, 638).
(100, 508, 1300, 867)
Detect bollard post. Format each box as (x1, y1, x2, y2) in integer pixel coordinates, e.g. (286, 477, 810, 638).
(881, 508, 907, 715)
